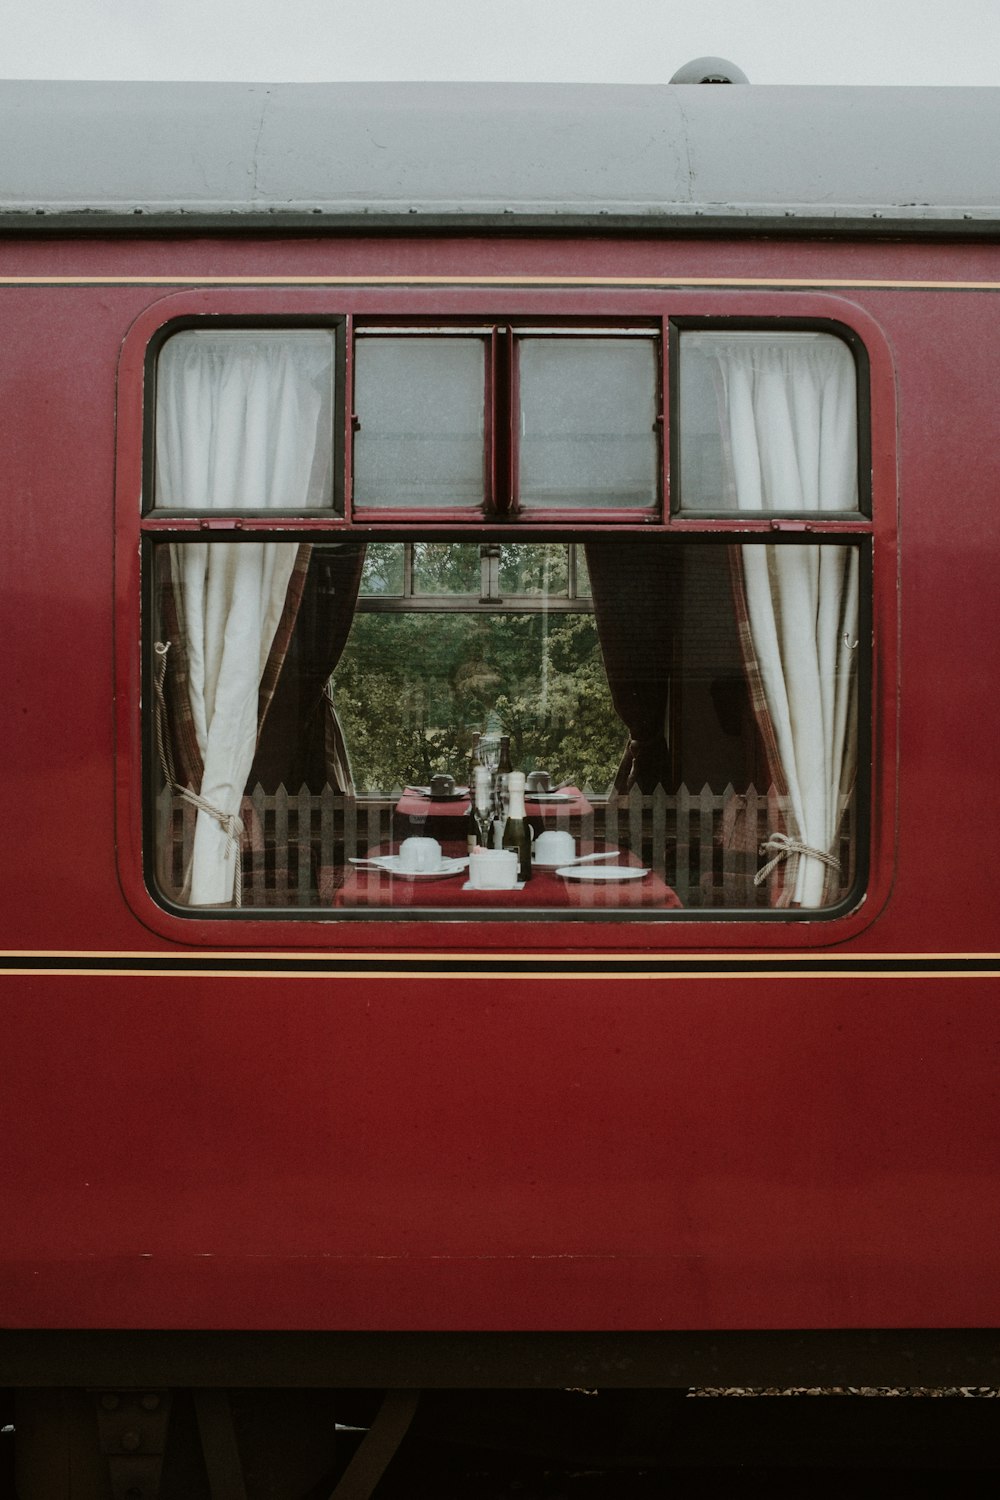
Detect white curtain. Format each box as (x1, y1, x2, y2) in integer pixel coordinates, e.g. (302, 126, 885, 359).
(709, 334, 859, 907)
(156, 331, 333, 904)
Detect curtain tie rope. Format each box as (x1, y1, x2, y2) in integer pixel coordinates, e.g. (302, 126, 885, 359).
(754, 832, 841, 887)
(153, 641, 244, 907)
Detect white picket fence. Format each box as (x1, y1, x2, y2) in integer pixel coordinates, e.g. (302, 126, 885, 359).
(157, 782, 854, 909)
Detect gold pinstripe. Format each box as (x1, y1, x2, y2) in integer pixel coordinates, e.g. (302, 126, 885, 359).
(0, 275, 998, 291)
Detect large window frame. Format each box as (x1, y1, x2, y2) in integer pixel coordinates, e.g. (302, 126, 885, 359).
(115, 286, 896, 953)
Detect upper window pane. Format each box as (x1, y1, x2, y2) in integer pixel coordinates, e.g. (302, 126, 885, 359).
(679, 331, 859, 514)
(353, 336, 486, 508)
(154, 330, 336, 511)
(517, 337, 659, 510)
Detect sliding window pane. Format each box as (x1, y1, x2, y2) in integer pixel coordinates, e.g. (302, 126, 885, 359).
(353, 336, 486, 508)
(518, 338, 659, 510)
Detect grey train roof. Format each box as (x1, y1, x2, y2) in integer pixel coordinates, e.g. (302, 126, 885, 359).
(2, 79, 999, 235)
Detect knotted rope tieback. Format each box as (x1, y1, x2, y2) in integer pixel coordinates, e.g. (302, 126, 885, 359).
(754, 831, 841, 887)
(153, 641, 244, 907)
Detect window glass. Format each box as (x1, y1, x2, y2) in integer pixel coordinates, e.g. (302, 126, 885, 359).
(353, 336, 486, 508)
(517, 337, 659, 509)
(154, 330, 335, 511)
(498, 544, 570, 598)
(360, 543, 404, 597)
(150, 539, 859, 916)
(412, 542, 481, 595)
(679, 331, 858, 513)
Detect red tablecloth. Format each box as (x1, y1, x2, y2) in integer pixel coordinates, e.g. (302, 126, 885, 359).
(334, 842, 681, 910)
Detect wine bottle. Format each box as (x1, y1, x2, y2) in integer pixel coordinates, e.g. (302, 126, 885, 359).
(501, 770, 532, 882)
(496, 734, 513, 796)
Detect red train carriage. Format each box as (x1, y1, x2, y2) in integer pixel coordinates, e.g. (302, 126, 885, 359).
(2, 76, 1000, 1493)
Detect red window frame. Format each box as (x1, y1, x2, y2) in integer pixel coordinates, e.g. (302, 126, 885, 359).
(114, 284, 897, 956)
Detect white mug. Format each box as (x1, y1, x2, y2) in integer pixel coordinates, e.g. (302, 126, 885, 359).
(533, 829, 576, 865)
(468, 849, 519, 890)
(398, 836, 442, 873)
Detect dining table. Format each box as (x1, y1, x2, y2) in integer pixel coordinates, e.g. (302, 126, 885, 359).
(334, 840, 681, 911)
(394, 783, 595, 838)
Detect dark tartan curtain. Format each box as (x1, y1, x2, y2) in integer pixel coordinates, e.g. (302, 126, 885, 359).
(250, 542, 367, 793)
(583, 541, 682, 793)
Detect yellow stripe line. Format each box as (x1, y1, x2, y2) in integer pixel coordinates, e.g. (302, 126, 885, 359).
(0, 275, 998, 291)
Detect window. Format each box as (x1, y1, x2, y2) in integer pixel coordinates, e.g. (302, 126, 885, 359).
(352, 327, 661, 515)
(144, 318, 868, 920)
(677, 331, 860, 514)
(153, 329, 338, 513)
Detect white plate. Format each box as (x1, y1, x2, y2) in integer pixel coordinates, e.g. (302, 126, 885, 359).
(525, 791, 573, 803)
(350, 855, 468, 880)
(555, 864, 650, 882)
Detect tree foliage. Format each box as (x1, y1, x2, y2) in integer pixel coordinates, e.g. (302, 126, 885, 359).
(332, 542, 623, 791)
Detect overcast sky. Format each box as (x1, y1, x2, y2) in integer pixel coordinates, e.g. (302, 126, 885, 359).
(1, 0, 998, 85)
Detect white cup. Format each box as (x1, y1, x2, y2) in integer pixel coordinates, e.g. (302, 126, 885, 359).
(468, 848, 519, 890)
(398, 836, 442, 873)
(533, 829, 576, 866)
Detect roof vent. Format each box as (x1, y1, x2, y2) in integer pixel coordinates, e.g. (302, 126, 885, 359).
(670, 57, 749, 84)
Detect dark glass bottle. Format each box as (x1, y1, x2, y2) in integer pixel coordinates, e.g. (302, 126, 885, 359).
(501, 770, 532, 882)
(495, 734, 514, 839)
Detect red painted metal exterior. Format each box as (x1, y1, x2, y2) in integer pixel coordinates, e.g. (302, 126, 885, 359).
(1, 229, 998, 1356)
